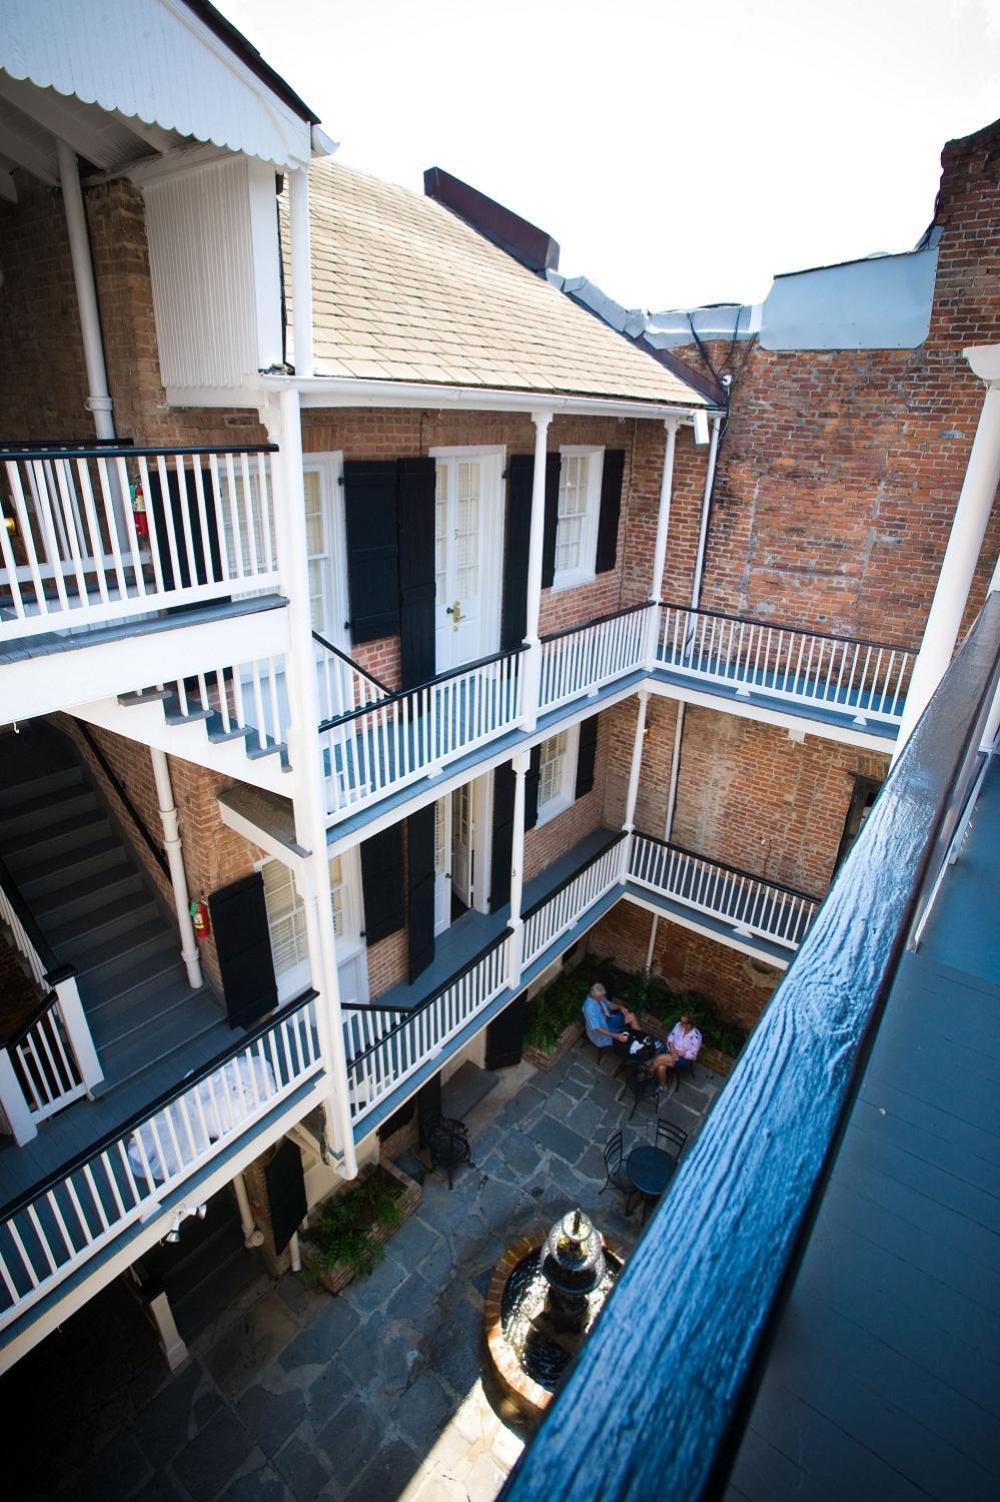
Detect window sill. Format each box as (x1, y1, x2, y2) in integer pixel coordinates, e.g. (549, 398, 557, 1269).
(535, 794, 573, 829)
(550, 570, 597, 594)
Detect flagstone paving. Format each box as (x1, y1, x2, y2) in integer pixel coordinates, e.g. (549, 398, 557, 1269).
(4, 1042, 721, 1501)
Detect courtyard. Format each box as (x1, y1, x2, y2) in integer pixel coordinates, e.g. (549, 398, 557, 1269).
(4, 1040, 722, 1502)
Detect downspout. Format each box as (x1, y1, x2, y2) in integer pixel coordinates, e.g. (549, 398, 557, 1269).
(56, 140, 115, 441)
(149, 748, 202, 989)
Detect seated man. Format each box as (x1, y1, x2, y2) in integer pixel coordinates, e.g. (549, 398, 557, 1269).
(581, 982, 640, 1049)
(646, 1012, 702, 1087)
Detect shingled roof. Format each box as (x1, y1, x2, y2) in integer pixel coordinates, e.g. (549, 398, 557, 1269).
(286, 160, 706, 406)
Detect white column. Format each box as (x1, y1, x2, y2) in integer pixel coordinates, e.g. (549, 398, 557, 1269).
(622, 690, 649, 881)
(232, 1171, 264, 1249)
(520, 410, 554, 731)
(267, 388, 357, 1177)
(0, 1049, 37, 1145)
(894, 350, 1000, 759)
(147, 1289, 189, 1372)
(150, 748, 202, 989)
(645, 418, 680, 666)
(56, 140, 114, 440)
(289, 169, 314, 379)
(663, 702, 686, 841)
(507, 751, 529, 987)
(53, 977, 103, 1093)
(690, 415, 722, 610)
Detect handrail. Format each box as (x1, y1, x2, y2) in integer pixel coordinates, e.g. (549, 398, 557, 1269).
(633, 831, 824, 905)
(0, 853, 58, 975)
(502, 592, 1000, 1502)
(318, 640, 529, 732)
(0, 989, 317, 1224)
(521, 830, 627, 921)
(0, 437, 134, 451)
(6, 989, 59, 1050)
(659, 599, 918, 657)
(347, 929, 512, 1072)
(75, 723, 169, 879)
(0, 442, 277, 461)
(540, 598, 653, 644)
(311, 630, 393, 697)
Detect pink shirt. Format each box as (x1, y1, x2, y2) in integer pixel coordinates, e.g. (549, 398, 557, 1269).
(667, 1021, 702, 1060)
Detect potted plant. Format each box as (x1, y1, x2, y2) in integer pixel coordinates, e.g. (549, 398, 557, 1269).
(303, 1158, 421, 1295)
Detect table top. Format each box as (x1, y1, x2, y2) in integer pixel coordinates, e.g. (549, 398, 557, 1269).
(627, 1144, 676, 1198)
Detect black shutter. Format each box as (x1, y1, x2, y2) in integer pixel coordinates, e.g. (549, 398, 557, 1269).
(595, 449, 626, 574)
(540, 452, 562, 590)
(146, 465, 222, 592)
(360, 823, 405, 945)
(485, 992, 527, 1070)
(501, 455, 533, 651)
(407, 804, 436, 981)
(264, 1139, 307, 1255)
(524, 744, 541, 831)
(343, 460, 400, 643)
(490, 762, 516, 913)
(209, 872, 278, 1028)
(575, 715, 599, 799)
(398, 458, 437, 687)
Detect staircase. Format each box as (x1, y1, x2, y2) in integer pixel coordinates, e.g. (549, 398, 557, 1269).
(0, 725, 225, 1098)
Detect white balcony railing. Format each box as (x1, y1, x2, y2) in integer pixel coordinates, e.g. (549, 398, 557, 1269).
(0, 991, 321, 1334)
(629, 833, 820, 949)
(522, 833, 628, 968)
(657, 604, 915, 726)
(0, 444, 279, 639)
(320, 646, 526, 818)
(539, 602, 652, 714)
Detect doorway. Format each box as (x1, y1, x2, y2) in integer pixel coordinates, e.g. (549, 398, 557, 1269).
(433, 772, 494, 934)
(432, 448, 503, 675)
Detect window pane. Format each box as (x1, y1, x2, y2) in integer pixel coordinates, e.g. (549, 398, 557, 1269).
(554, 455, 591, 578)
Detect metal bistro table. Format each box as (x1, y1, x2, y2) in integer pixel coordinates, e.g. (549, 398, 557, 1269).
(626, 1145, 676, 1223)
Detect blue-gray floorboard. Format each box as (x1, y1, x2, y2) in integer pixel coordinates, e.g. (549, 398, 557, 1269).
(0, 593, 287, 664)
(730, 755, 1000, 1502)
(650, 663, 899, 742)
(622, 881, 796, 967)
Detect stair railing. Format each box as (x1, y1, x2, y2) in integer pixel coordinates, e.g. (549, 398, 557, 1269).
(0, 856, 102, 1144)
(312, 631, 393, 724)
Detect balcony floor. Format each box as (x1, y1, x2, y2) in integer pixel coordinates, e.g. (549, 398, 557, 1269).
(731, 755, 1000, 1501)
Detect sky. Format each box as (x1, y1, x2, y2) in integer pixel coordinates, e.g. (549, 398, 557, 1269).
(223, 0, 999, 312)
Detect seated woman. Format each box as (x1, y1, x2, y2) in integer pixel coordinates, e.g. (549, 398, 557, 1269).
(646, 1012, 702, 1087)
(581, 982, 640, 1049)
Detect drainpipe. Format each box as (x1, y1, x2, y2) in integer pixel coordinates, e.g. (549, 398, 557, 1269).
(150, 748, 202, 989)
(663, 703, 685, 841)
(56, 140, 115, 441)
(645, 417, 680, 667)
(520, 409, 553, 732)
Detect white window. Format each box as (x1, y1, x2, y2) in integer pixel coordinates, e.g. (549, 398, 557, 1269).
(553, 448, 604, 591)
(261, 852, 358, 999)
(536, 724, 580, 826)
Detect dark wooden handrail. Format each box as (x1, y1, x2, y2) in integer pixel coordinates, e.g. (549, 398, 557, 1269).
(6, 990, 59, 1049)
(75, 723, 169, 879)
(501, 592, 1000, 1502)
(521, 830, 627, 921)
(631, 830, 824, 905)
(0, 853, 58, 976)
(318, 641, 528, 732)
(0, 437, 134, 451)
(540, 599, 653, 645)
(659, 599, 919, 658)
(0, 989, 318, 1223)
(0, 442, 277, 461)
(311, 630, 393, 697)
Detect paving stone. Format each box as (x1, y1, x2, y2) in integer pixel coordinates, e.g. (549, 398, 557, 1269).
(305, 1356, 356, 1426)
(386, 1268, 435, 1326)
(73, 1434, 151, 1501)
(340, 1248, 406, 1315)
(236, 1382, 307, 1457)
(529, 1113, 588, 1165)
(274, 1273, 316, 1319)
(395, 1368, 455, 1448)
(566, 1096, 607, 1140)
(381, 1332, 422, 1394)
(337, 1318, 387, 1391)
(390, 1213, 440, 1266)
(277, 1295, 361, 1371)
(497, 1083, 546, 1124)
(172, 1407, 259, 1502)
(426, 1292, 484, 1397)
(476, 1175, 527, 1232)
(347, 1438, 421, 1502)
(132, 1358, 218, 1469)
(577, 1143, 607, 1181)
(225, 1462, 294, 1502)
(419, 1233, 456, 1288)
(273, 1432, 331, 1502)
(132, 1471, 188, 1502)
(316, 1393, 381, 1488)
(205, 1294, 299, 1398)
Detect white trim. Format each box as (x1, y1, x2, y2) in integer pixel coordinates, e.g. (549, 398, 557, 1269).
(622, 889, 790, 969)
(645, 676, 895, 753)
(535, 723, 581, 827)
(432, 447, 504, 672)
(551, 446, 604, 591)
(302, 450, 348, 645)
(428, 444, 506, 459)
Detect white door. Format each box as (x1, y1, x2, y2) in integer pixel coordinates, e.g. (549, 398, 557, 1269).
(433, 450, 502, 674)
(451, 782, 474, 908)
(434, 797, 452, 935)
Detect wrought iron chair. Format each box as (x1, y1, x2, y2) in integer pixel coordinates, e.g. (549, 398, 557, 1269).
(424, 1116, 473, 1190)
(600, 1128, 635, 1211)
(653, 1118, 688, 1161)
(625, 1058, 659, 1119)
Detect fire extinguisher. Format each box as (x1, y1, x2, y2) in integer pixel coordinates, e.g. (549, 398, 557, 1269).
(130, 478, 149, 539)
(190, 897, 211, 941)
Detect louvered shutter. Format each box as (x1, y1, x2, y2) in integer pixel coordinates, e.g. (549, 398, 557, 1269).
(501, 455, 533, 651)
(485, 992, 526, 1069)
(540, 453, 562, 590)
(490, 762, 516, 913)
(398, 458, 437, 687)
(360, 823, 405, 945)
(575, 714, 599, 798)
(524, 744, 541, 831)
(342, 460, 400, 643)
(407, 804, 436, 980)
(595, 449, 626, 574)
(209, 872, 278, 1028)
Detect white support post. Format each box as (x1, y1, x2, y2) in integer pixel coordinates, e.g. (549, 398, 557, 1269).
(507, 752, 529, 988)
(623, 690, 649, 877)
(690, 415, 722, 611)
(894, 348, 1000, 760)
(147, 1289, 189, 1372)
(663, 702, 686, 841)
(56, 140, 114, 441)
(150, 748, 202, 990)
(520, 410, 554, 732)
(288, 169, 314, 379)
(0, 1049, 37, 1145)
(645, 914, 659, 972)
(232, 1171, 264, 1249)
(266, 388, 357, 1178)
(646, 418, 680, 667)
(53, 977, 103, 1093)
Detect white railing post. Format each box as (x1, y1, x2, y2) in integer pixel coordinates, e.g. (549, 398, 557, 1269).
(520, 410, 553, 732)
(507, 751, 529, 988)
(150, 748, 202, 990)
(646, 418, 679, 668)
(53, 977, 103, 1093)
(0, 1048, 38, 1145)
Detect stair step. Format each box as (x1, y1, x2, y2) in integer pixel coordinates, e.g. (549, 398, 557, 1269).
(33, 867, 143, 926)
(73, 921, 174, 991)
(0, 764, 82, 812)
(16, 836, 124, 903)
(0, 785, 98, 841)
(118, 688, 171, 707)
(49, 895, 160, 957)
(84, 948, 186, 1013)
(89, 973, 202, 1050)
(204, 709, 254, 744)
(0, 808, 112, 867)
(93, 992, 226, 1093)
